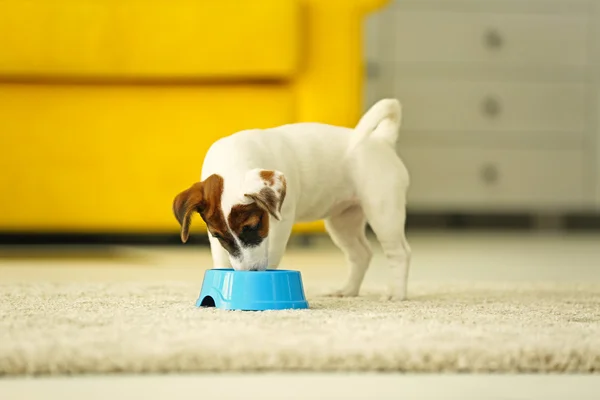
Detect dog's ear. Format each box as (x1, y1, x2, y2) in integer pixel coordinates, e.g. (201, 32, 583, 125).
(242, 169, 287, 221)
(172, 182, 205, 243)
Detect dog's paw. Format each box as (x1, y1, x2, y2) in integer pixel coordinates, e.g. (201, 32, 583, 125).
(379, 294, 407, 302)
(380, 288, 407, 302)
(380, 285, 408, 302)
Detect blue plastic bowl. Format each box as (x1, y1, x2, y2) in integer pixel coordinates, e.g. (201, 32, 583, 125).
(196, 268, 309, 311)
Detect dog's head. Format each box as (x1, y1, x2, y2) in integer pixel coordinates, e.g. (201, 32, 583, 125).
(172, 169, 286, 271)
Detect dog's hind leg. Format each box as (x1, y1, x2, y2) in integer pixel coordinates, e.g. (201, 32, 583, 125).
(351, 142, 411, 301)
(361, 183, 411, 301)
(324, 205, 373, 297)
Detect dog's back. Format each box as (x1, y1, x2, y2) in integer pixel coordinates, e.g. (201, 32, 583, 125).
(201, 99, 406, 220)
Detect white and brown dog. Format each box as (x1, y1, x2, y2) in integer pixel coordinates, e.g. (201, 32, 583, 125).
(173, 98, 411, 300)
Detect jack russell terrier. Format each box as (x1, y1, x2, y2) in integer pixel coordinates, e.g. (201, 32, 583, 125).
(173, 98, 411, 301)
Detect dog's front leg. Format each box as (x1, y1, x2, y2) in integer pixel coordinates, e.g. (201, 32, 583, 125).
(208, 234, 232, 268)
(266, 217, 295, 269)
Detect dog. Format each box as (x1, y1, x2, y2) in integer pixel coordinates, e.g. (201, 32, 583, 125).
(172, 98, 411, 300)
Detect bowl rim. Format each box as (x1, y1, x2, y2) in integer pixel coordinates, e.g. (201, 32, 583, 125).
(207, 268, 300, 274)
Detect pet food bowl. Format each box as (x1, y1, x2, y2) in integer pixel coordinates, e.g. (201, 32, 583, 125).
(196, 268, 309, 311)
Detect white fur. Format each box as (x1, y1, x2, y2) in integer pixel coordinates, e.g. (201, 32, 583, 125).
(200, 98, 411, 300)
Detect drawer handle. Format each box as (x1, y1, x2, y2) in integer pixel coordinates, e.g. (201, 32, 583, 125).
(484, 28, 503, 50)
(481, 96, 501, 118)
(481, 164, 499, 185)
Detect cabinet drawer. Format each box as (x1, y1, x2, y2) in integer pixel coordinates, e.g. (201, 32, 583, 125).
(399, 146, 587, 211)
(390, 11, 589, 67)
(395, 81, 587, 137)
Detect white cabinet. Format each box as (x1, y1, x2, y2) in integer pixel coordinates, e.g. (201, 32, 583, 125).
(390, 11, 590, 67)
(364, 0, 599, 213)
(398, 146, 587, 211)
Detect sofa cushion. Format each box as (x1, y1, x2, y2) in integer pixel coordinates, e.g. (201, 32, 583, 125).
(0, 0, 301, 80)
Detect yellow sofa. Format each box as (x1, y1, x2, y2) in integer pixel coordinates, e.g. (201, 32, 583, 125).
(0, 0, 388, 235)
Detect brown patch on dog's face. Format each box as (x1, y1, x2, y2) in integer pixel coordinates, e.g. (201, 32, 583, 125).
(172, 174, 241, 258)
(259, 170, 275, 185)
(198, 179, 241, 258)
(245, 187, 280, 219)
(228, 203, 269, 248)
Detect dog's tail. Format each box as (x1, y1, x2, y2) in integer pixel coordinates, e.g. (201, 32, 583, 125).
(348, 98, 402, 152)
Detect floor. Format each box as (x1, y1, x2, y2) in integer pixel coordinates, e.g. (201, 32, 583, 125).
(1, 230, 599, 399)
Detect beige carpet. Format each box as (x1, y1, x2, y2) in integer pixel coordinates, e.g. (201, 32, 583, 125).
(1, 281, 599, 375)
